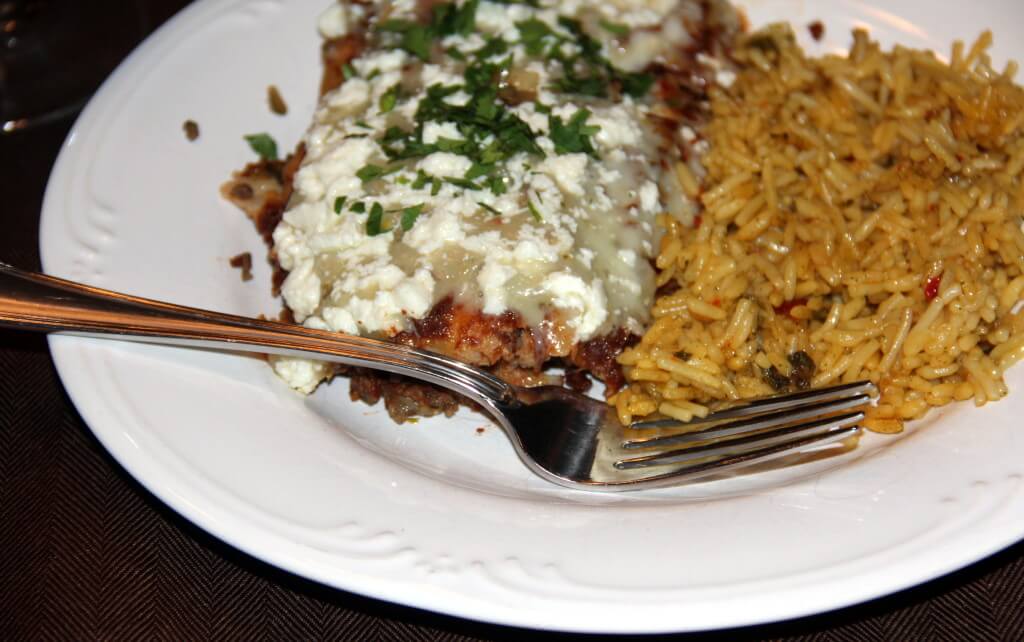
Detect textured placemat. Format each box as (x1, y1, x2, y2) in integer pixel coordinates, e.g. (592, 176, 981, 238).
(2, 2, 1024, 640)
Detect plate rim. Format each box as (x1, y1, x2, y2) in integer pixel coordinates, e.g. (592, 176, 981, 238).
(37, 0, 1024, 633)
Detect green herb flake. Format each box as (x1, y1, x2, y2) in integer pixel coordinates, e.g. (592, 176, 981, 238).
(464, 162, 493, 180)
(549, 109, 600, 156)
(435, 136, 474, 155)
(599, 20, 630, 36)
(412, 170, 432, 190)
(475, 36, 509, 59)
(243, 133, 278, 161)
(356, 164, 386, 183)
(377, 20, 434, 61)
(379, 84, 400, 114)
(527, 198, 543, 222)
(487, 174, 508, 195)
(350, 201, 366, 213)
(333, 196, 347, 214)
(478, 202, 501, 216)
(618, 71, 655, 97)
(444, 176, 481, 191)
(342, 63, 357, 80)
(431, 0, 479, 37)
(403, 25, 434, 61)
(356, 163, 402, 183)
(354, 120, 373, 129)
(515, 19, 554, 56)
(400, 203, 425, 231)
(446, 46, 467, 61)
(366, 202, 386, 236)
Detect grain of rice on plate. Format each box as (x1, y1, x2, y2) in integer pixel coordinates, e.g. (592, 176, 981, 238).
(610, 25, 1024, 434)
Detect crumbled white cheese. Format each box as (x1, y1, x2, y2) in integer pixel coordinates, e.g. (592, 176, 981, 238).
(421, 64, 464, 89)
(544, 272, 609, 339)
(402, 201, 472, 254)
(589, 106, 644, 148)
(281, 259, 322, 321)
(716, 68, 737, 87)
(639, 181, 660, 213)
(477, 261, 516, 314)
(269, 0, 710, 393)
(353, 50, 407, 76)
(419, 152, 474, 178)
(317, 4, 348, 39)
(539, 153, 588, 197)
(422, 121, 463, 145)
(270, 355, 332, 394)
(325, 77, 370, 111)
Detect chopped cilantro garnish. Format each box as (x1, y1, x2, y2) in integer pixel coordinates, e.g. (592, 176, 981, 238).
(333, 196, 347, 213)
(350, 201, 366, 213)
(558, 17, 603, 61)
(377, 20, 434, 61)
(545, 17, 655, 99)
(599, 20, 630, 36)
(486, 174, 508, 194)
(475, 36, 509, 59)
(376, 0, 479, 61)
(412, 170, 432, 190)
(434, 136, 475, 155)
(342, 63, 357, 80)
(444, 176, 481, 190)
(464, 162, 493, 180)
(400, 203, 424, 231)
(478, 202, 501, 216)
(365, 3, 652, 199)
(431, 0, 479, 37)
(402, 25, 435, 61)
(413, 170, 444, 195)
(527, 198, 543, 222)
(515, 19, 554, 56)
(356, 163, 402, 183)
(243, 133, 278, 161)
(380, 63, 543, 188)
(549, 108, 600, 156)
(379, 84, 400, 113)
(356, 164, 386, 183)
(366, 202, 386, 236)
(555, 74, 606, 97)
(618, 71, 655, 97)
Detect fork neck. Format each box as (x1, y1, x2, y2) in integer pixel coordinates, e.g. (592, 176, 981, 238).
(0, 263, 519, 407)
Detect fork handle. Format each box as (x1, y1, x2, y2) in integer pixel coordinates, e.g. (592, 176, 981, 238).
(0, 262, 516, 405)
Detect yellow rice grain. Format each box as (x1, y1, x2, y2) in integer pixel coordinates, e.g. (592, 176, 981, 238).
(615, 25, 1024, 433)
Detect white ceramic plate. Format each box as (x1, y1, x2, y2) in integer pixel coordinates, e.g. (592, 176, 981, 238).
(39, 0, 1024, 633)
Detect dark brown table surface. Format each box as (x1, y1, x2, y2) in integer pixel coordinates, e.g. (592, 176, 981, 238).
(2, 2, 1024, 640)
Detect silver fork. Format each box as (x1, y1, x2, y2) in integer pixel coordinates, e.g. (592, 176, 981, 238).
(0, 262, 876, 491)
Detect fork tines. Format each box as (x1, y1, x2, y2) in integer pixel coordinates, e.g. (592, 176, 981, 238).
(616, 381, 877, 472)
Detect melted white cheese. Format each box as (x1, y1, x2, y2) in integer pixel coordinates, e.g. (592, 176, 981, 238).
(272, 0, 721, 393)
